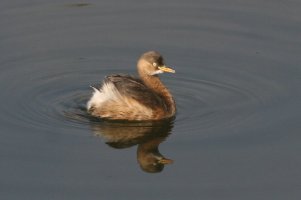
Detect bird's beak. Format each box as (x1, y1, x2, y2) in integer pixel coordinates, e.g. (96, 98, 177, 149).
(158, 158, 174, 164)
(158, 65, 176, 73)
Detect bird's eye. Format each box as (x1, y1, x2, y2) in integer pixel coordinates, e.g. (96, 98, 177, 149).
(152, 62, 157, 67)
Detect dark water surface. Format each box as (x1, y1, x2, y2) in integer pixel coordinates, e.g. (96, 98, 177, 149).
(1, 1, 301, 199)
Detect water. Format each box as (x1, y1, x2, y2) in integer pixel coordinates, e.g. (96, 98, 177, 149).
(1, 1, 301, 199)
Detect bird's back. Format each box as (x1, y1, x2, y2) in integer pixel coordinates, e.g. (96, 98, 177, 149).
(87, 74, 166, 120)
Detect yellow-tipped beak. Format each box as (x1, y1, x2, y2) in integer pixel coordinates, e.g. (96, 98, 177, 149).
(158, 66, 176, 73)
(158, 158, 174, 164)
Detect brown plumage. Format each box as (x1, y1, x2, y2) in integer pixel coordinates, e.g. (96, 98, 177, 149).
(87, 51, 176, 121)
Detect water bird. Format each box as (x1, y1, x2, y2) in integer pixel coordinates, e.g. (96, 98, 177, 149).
(87, 51, 176, 121)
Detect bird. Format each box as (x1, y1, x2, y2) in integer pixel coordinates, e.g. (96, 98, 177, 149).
(87, 51, 176, 121)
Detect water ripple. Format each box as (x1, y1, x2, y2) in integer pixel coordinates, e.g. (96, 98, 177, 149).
(169, 71, 267, 133)
(0, 64, 100, 132)
(0, 61, 282, 134)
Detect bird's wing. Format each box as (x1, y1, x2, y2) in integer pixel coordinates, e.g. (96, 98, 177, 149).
(104, 74, 163, 108)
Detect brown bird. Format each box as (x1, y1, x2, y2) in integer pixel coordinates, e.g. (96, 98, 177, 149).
(87, 51, 176, 121)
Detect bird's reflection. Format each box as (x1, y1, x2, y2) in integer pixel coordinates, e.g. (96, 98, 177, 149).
(90, 119, 174, 173)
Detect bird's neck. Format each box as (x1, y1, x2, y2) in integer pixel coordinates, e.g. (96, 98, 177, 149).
(140, 74, 176, 116)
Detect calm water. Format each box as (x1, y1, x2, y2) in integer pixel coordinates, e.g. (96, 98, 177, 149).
(1, 1, 301, 199)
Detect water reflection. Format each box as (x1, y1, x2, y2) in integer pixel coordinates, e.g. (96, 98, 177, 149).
(90, 119, 174, 173)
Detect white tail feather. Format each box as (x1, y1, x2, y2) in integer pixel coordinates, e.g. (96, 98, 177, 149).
(87, 82, 121, 110)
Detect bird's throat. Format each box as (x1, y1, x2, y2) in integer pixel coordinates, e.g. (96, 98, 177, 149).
(141, 75, 176, 116)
